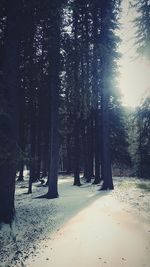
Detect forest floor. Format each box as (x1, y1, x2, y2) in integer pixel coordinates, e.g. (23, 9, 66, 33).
(0, 175, 150, 267)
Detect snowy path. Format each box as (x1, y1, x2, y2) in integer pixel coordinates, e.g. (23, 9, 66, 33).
(27, 190, 150, 267)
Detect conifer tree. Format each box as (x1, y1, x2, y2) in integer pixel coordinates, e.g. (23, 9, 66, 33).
(0, 0, 21, 223)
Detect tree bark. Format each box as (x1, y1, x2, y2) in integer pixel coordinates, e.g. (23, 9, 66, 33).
(0, 0, 20, 223)
(85, 115, 94, 183)
(66, 135, 72, 174)
(73, 6, 81, 186)
(93, 110, 101, 184)
(73, 118, 81, 186)
(100, 62, 114, 190)
(46, 8, 61, 198)
(27, 10, 37, 193)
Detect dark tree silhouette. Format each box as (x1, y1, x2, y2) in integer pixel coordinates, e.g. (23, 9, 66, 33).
(99, 0, 121, 190)
(0, 0, 133, 224)
(0, 0, 21, 223)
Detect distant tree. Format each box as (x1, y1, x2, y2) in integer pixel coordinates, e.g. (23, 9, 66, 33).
(91, 3, 101, 184)
(136, 94, 150, 178)
(110, 103, 131, 170)
(132, 0, 150, 60)
(132, 0, 150, 178)
(59, 0, 128, 188)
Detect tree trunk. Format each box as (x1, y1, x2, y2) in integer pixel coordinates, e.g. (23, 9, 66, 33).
(93, 110, 101, 184)
(92, 6, 101, 185)
(41, 129, 50, 178)
(28, 99, 36, 194)
(73, 118, 81, 186)
(27, 11, 36, 193)
(46, 8, 61, 199)
(85, 115, 94, 183)
(100, 62, 114, 190)
(36, 125, 42, 181)
(18, 116, 25, 182)
(82, 122, 88, 180)
(18, 161, 24, 182)
(73, 6, 81, 186)
(17, 78, 25, 182)
(66, 135, 72, 174)
(0, 0, 20, 224)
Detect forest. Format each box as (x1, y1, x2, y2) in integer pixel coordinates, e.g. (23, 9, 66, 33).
(0, 0, 150, 228)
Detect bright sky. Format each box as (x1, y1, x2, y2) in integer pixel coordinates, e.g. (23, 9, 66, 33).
(118, 0, 150, 107)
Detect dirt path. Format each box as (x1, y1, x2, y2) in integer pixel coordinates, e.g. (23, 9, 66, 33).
(27, 193, 150, 267)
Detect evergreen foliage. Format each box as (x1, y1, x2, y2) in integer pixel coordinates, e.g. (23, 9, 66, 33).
(0, 0, 132, 223)
(132, 0, 150, 178)
(136, 94, 150, 178)
(132, 0, 150, 59)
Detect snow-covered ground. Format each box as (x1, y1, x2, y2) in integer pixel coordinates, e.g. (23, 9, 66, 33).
(0, 175, 150, 267)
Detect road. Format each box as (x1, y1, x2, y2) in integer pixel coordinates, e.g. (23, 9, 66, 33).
(27, 193, 150, 267)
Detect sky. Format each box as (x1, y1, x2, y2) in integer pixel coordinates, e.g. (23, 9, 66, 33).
(118, 0, 150, 107)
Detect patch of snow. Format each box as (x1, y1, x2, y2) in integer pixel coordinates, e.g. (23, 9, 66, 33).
(0, 175, 150, 267)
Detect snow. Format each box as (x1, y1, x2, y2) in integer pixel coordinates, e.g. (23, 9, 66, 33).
(0, 175, 150, 267)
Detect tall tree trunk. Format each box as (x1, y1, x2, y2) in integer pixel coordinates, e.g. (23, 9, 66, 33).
(82, 122, 88, 179)
(0, 0, 20, 224)
(28, 98, 36, 194)
(93, 110, 101, 184)
(41, 128, 50, 178)
(92, 6, 101, 184)
(46, 61, 59, 197)
(66, 135, 72, 174)
(73, 6, 81, 186)
(85, 116, 94, 183)
(36, 34, 46, 181)
(100, 62, 114, 190)
(17, 77, 25, 182)
(46, 7, 61, 198)
(36, 124, 42, 181)
(27, 11, 36, 193)
(73, 118, 81, 186)
(18, 120, 25, 181)
(85, 7, 94, 181)
(89, 112, 94, 178)
(137, 120, 143, 178)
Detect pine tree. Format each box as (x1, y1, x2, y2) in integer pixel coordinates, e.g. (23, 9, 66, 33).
(0, 0, 21, 223)
(132, 0, 150, 178)
(99, 0, 121, 190)
(133, 0, 150, 59)
(136, 94, 150, 178)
